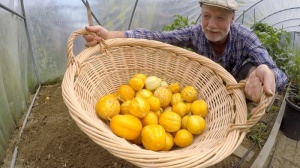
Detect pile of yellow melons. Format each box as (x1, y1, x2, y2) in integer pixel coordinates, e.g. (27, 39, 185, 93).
(95, 73, 208, 151)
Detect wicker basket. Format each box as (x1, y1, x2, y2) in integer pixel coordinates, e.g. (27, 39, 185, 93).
(62, 29, 268, 168)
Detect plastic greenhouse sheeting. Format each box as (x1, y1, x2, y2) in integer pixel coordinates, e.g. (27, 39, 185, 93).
(17, 0, 300, 84)
(0, 0, 39, 163)
(235, 0, 300, 32)
(0, 0, 300, 165)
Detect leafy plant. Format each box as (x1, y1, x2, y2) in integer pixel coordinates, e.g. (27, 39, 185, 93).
(162, 15, 196, 31)
(252, 22, 292, 73)
(246, 122, 268, 149)
(252, 22, 300, 103)
(286, 52, 300, 97)
(249, 23, 300, 145)
(268, 106, 280, 113)
(162, 15, 196, 51)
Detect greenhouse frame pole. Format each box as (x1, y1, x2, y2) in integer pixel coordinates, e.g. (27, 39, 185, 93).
(0, 3, 24, 19)
(195, 14, 201, 23)
(272, 18, 300, 27)
(241, 10, 245, 24)
(128, 0, 139, 30)
(258, 7, 300, 23)
(81, 0, 102, 25)
(235, 0, 263, 22)
(293, 32, 296, 47)
(296, 32, 300, 48)
(253, 9, 256, 25)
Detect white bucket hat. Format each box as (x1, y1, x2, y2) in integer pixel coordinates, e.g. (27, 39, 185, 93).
(199, 0, 238, 11)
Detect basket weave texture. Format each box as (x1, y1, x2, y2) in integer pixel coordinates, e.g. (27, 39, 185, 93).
(62, 30, 268, 168)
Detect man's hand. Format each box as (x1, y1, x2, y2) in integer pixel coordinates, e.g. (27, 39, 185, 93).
(83, 25, 124, 47)
(245, 64, 275, 114)
(83, 25, 109, 47)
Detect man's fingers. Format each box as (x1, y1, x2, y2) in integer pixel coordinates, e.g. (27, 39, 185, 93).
(251, 78, 262, 102)
(84, 33, 103, 47)
(262, 75, 275, 96)
(255, 65, 275, 97)
(85, 25, 101, 33)
(250, 106, 258, 115)
(245, 73, 262, 103)
(83, 34, 95, 42)
(259, 72, 275, 96)
(83, 34, 97, 47)
(85, 40, 98, 48)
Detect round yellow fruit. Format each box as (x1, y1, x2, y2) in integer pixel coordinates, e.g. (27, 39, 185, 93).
(95, 94, 120, 120)
(171, 93, 183, 106)
(163, 106, 172, 112)
(110, 115, 142, 140)
(133, 73, 147, 82)
(147, 96, 161, 112)
(186, 115, 206, 135)
(191, 99, 208, 118)
(145, 76, 162, 91)
(136, 89, 153, 99)
(181, 115, 190, 129)
(172, 102, 188, 117)
(174, 129, 193, 148)
(155, 109, 163, 118)
(129, 77, 144, 91)
(154, 86, 172, 108)
(160, 132, 174, 151)
(185, 102, 192, 115)
(129, 97, 150, 118)
(181, 86, 198, 103)
(158, 111, 181, 133)
(120, 100, 131, 115)
(168, 82, 181, 94)
(142, 111, 158, 126)
(117, 84, 135, 102)
(142, 125, 166, 151)
(160, 81, 168, 87)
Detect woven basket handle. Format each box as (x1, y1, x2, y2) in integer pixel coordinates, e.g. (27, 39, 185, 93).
(227, 80, 269, 133)
(66, 29, 85, 66)
(66, 29, 105, 67)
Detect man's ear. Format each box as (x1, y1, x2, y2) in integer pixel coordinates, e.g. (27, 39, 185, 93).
(231, 13, 235, 24)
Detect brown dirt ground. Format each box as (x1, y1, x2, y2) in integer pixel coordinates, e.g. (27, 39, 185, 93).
(2, 82, 284, 168)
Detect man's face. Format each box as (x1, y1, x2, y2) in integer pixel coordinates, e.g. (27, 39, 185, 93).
(201, 5, 234, 43)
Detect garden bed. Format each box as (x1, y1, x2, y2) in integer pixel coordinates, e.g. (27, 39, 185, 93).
(2, 82, 285, 168)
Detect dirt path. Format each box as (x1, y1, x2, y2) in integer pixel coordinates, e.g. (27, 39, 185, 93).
(3, 83, 137, 168)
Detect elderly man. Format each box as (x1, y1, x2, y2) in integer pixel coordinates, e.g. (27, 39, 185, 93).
(84, 0, 288, 112)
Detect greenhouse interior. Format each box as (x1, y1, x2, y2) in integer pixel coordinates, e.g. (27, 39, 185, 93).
(1, 0, 300, 167)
